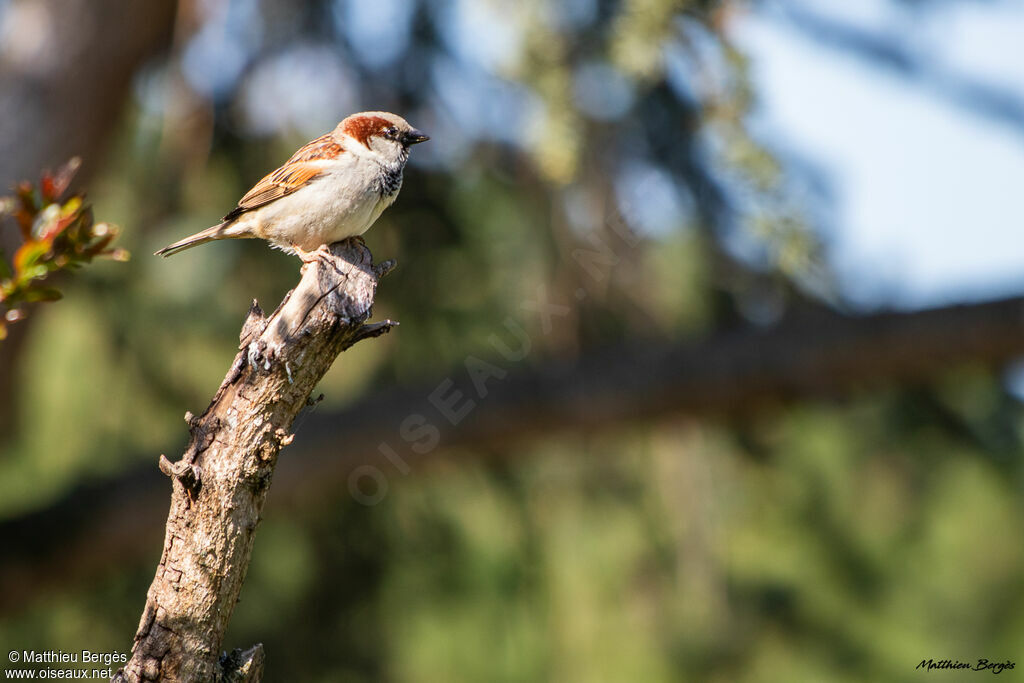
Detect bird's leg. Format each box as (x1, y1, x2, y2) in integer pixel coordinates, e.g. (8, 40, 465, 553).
(292, 244, 316, 264)
(347, 235, 367, 249)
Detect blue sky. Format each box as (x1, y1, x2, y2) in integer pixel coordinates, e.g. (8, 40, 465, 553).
(731, 0, 1024, 309)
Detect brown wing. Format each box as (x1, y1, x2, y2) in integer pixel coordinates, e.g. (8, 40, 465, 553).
(222, 133, 345, 222)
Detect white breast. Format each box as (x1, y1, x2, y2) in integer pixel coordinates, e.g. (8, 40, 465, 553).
(253, 152, 397, 251)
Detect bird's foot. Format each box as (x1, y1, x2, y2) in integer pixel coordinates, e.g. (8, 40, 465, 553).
(293, 244, 333, 268)
(347, 235, 367, 250)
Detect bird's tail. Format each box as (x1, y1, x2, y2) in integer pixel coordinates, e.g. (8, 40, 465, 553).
(155, 222, 245, 257)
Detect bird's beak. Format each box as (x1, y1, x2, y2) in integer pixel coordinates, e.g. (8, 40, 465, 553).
(404, 129, 430, 145)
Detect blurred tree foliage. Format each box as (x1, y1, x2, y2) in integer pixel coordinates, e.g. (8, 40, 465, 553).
(1, 0, 1022, 681)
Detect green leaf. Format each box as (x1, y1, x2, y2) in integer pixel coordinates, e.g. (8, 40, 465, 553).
(13, 240, 50, 274)
(17, 264, 49, 284)
(59, 195, 82, 218)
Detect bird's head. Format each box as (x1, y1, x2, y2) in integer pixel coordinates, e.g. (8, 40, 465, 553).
(336, 111, 429, 161)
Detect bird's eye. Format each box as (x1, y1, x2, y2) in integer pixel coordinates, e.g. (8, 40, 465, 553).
(384, 126, 398, 139)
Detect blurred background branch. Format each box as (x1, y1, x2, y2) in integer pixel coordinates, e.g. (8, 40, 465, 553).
(4, 293, 1024, 613)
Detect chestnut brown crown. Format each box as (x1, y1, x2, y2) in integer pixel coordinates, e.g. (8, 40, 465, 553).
(338, 111, 429, 149)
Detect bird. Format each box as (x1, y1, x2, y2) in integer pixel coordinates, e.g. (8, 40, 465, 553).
(155, 111, 429, 260)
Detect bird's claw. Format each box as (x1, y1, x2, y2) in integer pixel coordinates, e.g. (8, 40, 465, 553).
(293, 244, 333, 268)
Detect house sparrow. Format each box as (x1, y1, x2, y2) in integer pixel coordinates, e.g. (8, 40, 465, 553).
(155, 111, 428, 260)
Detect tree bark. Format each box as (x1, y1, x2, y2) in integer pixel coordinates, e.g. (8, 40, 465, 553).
(113, 241, 395, 683)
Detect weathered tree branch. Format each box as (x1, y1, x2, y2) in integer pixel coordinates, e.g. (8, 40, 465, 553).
(113, 241, 396, 682)
(3, 295, 1024, 615)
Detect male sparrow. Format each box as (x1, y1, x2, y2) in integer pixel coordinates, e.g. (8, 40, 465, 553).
(155, 111, 428, 259)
